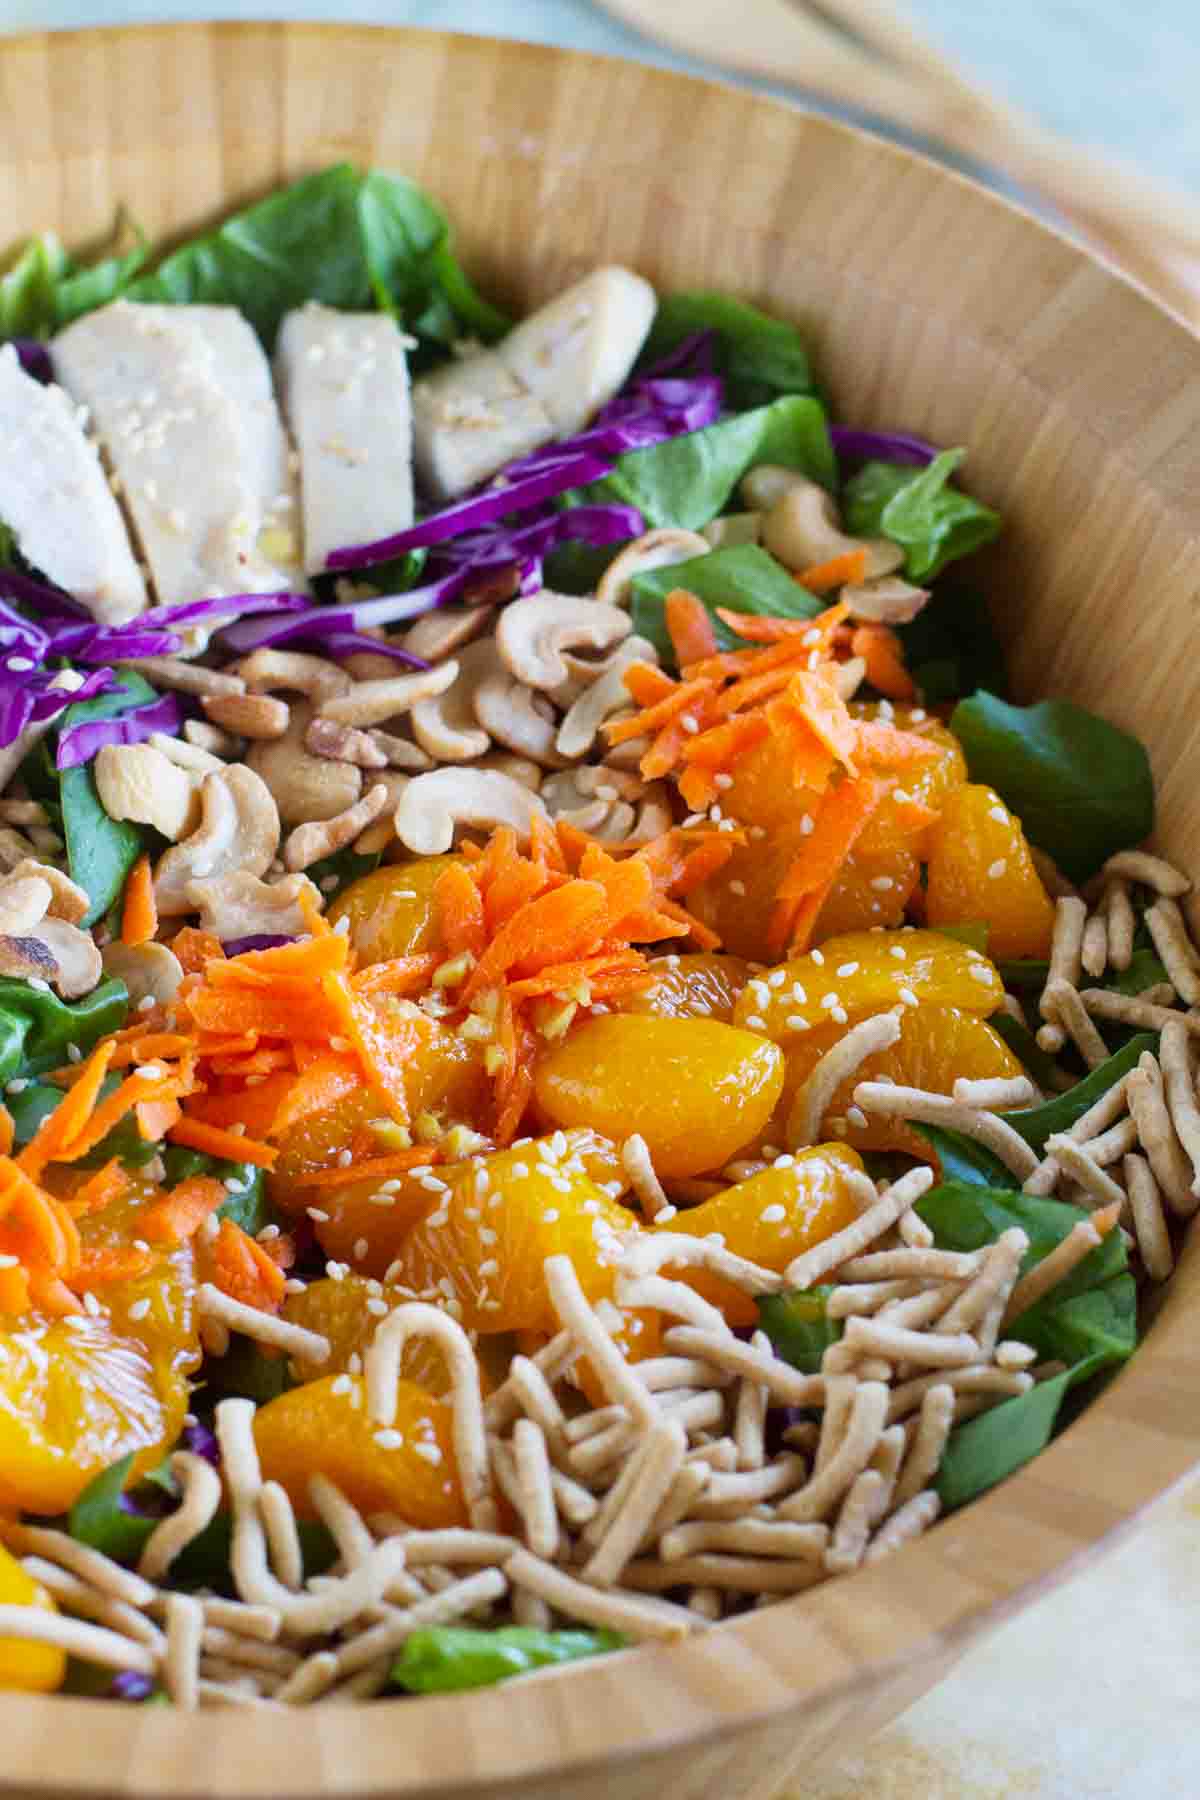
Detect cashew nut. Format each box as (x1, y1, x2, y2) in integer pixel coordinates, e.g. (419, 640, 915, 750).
(7, 861, 90, 925)
(124, 657, 246, 699)
(702, 512, 761, 550)
(401, 604, 492, 664)
(0, 801, 48, 827)
(183, 719, 240, 758)
(101, 940, 185, 1009)
(477, 753, 543, 792)
(233, 648, 353, 707)
(95, 744, 203, 843)
(154, 766, 281, 918)
(147, 731, 226, 775)
(395, 769, 549, 856)
(473, 669, 564, 767)
(202, 693, 291, 740)
(352, 771, 412, 855)
(0, 826, 39, 873)
(759, 477, 903, 580)
(841, 575, 931, 624)
(366, 730, 433, 772)
(496, 592, 630, 692)
(741, 465, 807, 511)
(284, 784, 391, 872)
(540, 767, 671, 844)
(305, 717, 389, 769)
(555, 636, 659, 760)
(184, 871, 323, 940)
(0, 875, 52, 936)
(31, 916, 102, 1000)
(832, 655, 868, 701)
(247, 700, 362, 827)
(539, 769, 610, 835)
(0, 935, 58, 981)
(595, 529, 712, 611)
(318, 662, 459, 731)
(409, 639, 499, 764)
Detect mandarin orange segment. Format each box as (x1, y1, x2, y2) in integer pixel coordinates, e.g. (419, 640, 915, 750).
(718, 727, 826, 834)
(533, 1015, 785, 1179)
(812, 845, 920, 938)
(733, 928, 1004, 1042)
(782, 1003, 1024, 1159)
(327, 856, 461, 963)
(925, 783, 1056, 959)
(849, 705, 967, 859)
(305, 1172, 444, 1278)
(253, 1374, 467, 1525)
(282, 1276, 453, 1394)
(687, 829, 806, 962)
(620, 952, 755, 1023)
(0, 1543, 64, 1692)
(388, 1138, 639, 1334)
(659, 1144, 864, 1324)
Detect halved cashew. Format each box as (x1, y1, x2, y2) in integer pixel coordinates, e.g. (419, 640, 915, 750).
(233, 648, 353, 707)
(539, 769, 610, 835)
(31, 916, 102, 999)
(284, 784, 391, 872)
(841, 575, 930, 624)
(477, 753, 543, 792)
(474, 669, 564, 767)
(319, 662, 458, 731)
(556, 636, 659, 760)
(7, 861, 89, 925)
(410, 640, 499, 763)
(353, 772, 411, 855)
(759, 477, 903, 580)
(832, 656, 867, 701)
(395, 769, 549, 856)
(0, 875, 52, 936)
(0, 935, 58, 981)
(367, 730, 433, 772)
(185, 871, 323, 940)
(625, 783, 675, 843)
(202, 693, 291, 740)
(702, 512, 761, 549)
(496, 593, 630, 692)
(148, 731, 226, 775)
(305, 717, 389, 769)
(183, 719, 240, 758)
(101, 940, 185, 1009)
(247, 701, 362, 827)
(154, 766, 280, 918)
(125, 657, 246, 699)
(402, 604, 492, 664)
(95, 744, 203, 843)
(595, 528, 711, 611)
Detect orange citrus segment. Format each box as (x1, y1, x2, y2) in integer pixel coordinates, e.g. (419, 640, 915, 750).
(326, 856, 461, 963)
(925, 783, 1055, 960)
(620, 952, 754, 1022)
(0, 1543, 64, 1692)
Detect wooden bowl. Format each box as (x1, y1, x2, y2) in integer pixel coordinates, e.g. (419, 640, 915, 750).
(3, 22, 1199, 1800)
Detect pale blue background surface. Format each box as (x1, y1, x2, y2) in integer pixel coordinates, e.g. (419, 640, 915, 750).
(5, 1, 1200, 195)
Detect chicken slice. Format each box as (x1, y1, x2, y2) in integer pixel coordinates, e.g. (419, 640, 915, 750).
(411, 351, 553, 503)
(0, 342, 147, 624)
(52, 301, 295, 608)
(275, 304, 415, 573)
(495, 266, 657, 436)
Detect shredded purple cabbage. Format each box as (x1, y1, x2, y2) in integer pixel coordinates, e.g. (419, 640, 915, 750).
(11, 338, 53, 384)
(56, 690, 184, 770)
(180, 1419, 221, 1466)
(108, 1672, 157, 1703)
(640, 329, 718, 380)
(830, 426, 938, 468)
(222, 933, 297, 956)
(0, 666, 117, 749)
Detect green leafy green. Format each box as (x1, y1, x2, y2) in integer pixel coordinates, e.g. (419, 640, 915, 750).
(0, 975, 128, 1084)
(640, 291, 818, 409)
(842, 450, 1001, 581)
(542, 539, 626, 595)
(936, 1367, 1080, 1510)
(950, 692, 1154, 884)
(756, 1287, 840, 1373)
(1004, 1034, 1157, 1152)
(917, 1182, 1127, 1298)
(896, 583, 1007, 706)
(1109, 948, 1169, 996)
(67, 1453, 154, 1565)
(161, 1145, 271, 1237)
(1015, 1272, 1137, 1372)
(53, 228, 150, 329)
(989, 1013, 1063, 1092)
(53, 673, 159, 925)
(569, 395, 837, 530)
(630, 544, 821, 663)
(996, 958, 1049, 992)
(392, 1625, 625, 1694)
(7, 1072, 159, 1168)
(0, 231, 70, 336)
(913, 1122, 1016, 1190)
(200, 1333, 293, 1406)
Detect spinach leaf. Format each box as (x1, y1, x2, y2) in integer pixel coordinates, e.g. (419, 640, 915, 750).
(996, 958, 1049, 992)
(913, 1122, 1016, 1190)
(54, 230, 150, 328)
(67, 1452, 154, 1565)
(54, 673, 159, 925)
(1004, 1034, 1157, 1152)
(161, 1145, 271, 1237)
(8, 1073, 159, 1168)
(842, 449, 1001, 581)
(950, 691, 1154, 884)
(200, 1334, 293, 1406)
(896, 583, 1007, 706)
(306, 843, 382, 902)
(916, 1181, 1127, 1299)
(1014, 1272, 1137, 1372)
(0, 975, 128, 1084)
(570, 396, 837, 530)
(392, 1625, 624, 1695)
(0, 231, 70, 337)
(936, 1366, 1080, 1510)
(1109, 948, 1169, 996)
(542, 539, 626, 595)
(989, 1013, 1063, 1092)
(756, 1287, 840, 1373)
(640, 291, 818, 408)
(631, 544, 821, 663)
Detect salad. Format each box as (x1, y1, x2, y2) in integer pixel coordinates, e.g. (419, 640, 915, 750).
(0, 164, 1191, 1712)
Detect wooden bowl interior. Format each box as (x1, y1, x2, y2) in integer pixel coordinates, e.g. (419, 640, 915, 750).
(1, 23, 1198, 1800)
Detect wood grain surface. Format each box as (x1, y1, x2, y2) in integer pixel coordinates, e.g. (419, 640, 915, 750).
(0, 23, 1198, 1800)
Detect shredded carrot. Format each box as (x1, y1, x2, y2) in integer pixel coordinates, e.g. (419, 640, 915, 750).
(850, 624, 916, 701)
(785, 667, 860, 772)
(665, 589, 719, 666)
(167, 1117, 278, 1169)
(621, 663, 678, 709)
(0, 1106, 12, 1158)
(770, 774, 894, 955)
(68, 1246, 157, 1290)
(212, 1218, 286, 1313)
(794, 549, 869, 593)
(136, 1097, 182, 1141)
(207, 933, 350, 986)
(435, 862, 487, 959)
(351, 953, 441, 997)
(66, 1159, 129, 1218)
(290, 1149, 439, 1189)
(183, 1072, 299, 1143)
(17, 1041, 116, 1180)
(0, 1263, 29, 1314)
(713, 601, 849, 647)
(140, 1175, 227, 1246)
(606, 675, 716, 745)
(169, 928, 225, 974)
(120, 855, 158, 947)
(264, 1056, 360, 1139)
(854, 721, 941, 766)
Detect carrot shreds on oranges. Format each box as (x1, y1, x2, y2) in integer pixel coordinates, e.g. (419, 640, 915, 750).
(851, 623, 916, 700)
(770, 773, 895, 955)
(120, 854, 158, 947)
(435, 861, 487, 959)
(68, 1246, 157, 1290)
(212, 1218, 286, 1313)
(854, 720, 943, 766)
(351, 953, 441, 997)
(65, 1159, 129, 1218)
(606, 674, 716, 744)
(169, 927, 225, 973)
(665, 589, 719, 666)
(794, 549, 869, 593)
(167, 1117, 278, 1169)
(290, 1148, 439, 1188)
(140, 1175, 228, 1246)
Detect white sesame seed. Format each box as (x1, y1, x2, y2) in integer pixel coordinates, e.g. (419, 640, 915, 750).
(136, 993, 158, 1012)
(744, 1013, 767, 1031)
(890, 945, 907, 960)
(810, 949, 825, 965)
(336, 1148, 353, 1167)
(331, 1374, 352, 1396)
(835, 962, 860, 978)
(830, 1005, 848, 1024)
(800, 814, 815, 836)
(969, 964, 995, 985)
(6, 1078, 29, 1095)
(680, 714, 699, 734)
(373, 1429, 404, 1450)
(83, 1290, 102, 1317)
(306, 1207, 330, 1223)
(413, 1442, 443, 1465)
(989, 804, 1008, 823)
(909, 708, 927, 722)
(773, 1153, 795, 1169)
(66, 1043, 83, 1064)
(128, 1298, 151, 1321)
(870, 876, 895, 892)
(898, 987, 919, 1007)
(257, 1225, 281, 1242)
(333, 914, 351, 936)
(785, 1014, 811, 1031)
(283, 1278, 307, 1296)
(713, 772, 734, 790)
(366, 1297, 389, 1317)
(820, 994, 840, 1011)
(759, 1204, 787, 1223)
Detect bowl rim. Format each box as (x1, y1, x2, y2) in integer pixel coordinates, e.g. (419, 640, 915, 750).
(1, 21, 1198, 1799)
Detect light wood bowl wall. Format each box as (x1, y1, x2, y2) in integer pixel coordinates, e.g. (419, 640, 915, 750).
(1, 23, 1198, 1800)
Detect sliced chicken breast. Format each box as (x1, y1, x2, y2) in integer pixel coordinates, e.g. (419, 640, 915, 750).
(276, 304, 415, 573)
(411, 351, 553, 502)
(0, 341, 147, 624)
(52, 301, 298, 608)
(496, 266, 656, 436)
